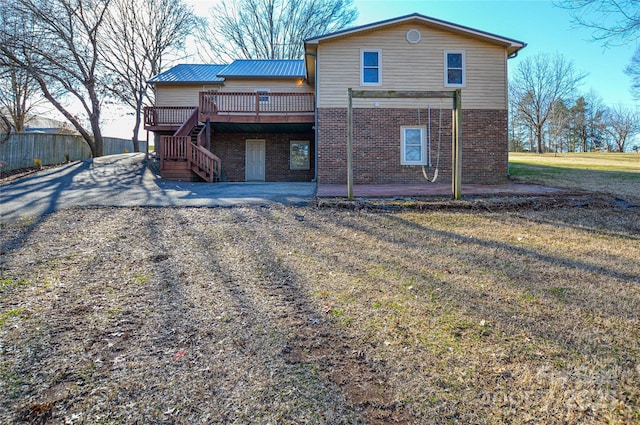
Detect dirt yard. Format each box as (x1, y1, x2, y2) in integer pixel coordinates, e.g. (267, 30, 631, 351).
(1, 196, 639, 424)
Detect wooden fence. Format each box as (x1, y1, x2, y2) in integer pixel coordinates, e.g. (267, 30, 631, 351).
(0, 133, 147, 171)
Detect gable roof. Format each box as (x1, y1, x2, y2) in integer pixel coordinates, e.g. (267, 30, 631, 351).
(304, 13, 526, 56)
(217, 60, 305, 79)
(148, 64, 227, 84)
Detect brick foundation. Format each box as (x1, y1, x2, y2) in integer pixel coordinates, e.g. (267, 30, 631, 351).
(317, 108, 508, 185)
(211, 131, 315, 182)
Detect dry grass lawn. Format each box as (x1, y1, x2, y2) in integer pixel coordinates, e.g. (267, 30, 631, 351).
(509, 152, 640, 200)
(1, 195, 639, 423)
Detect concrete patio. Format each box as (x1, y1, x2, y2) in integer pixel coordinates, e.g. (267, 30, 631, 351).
(316, 182, 564, 198)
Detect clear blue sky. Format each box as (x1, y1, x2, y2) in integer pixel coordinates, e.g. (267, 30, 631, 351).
(349, 0, 637, 109)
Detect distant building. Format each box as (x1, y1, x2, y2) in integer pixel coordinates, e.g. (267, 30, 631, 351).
(23, 115, 78, 135)
(0, 109, 78, 135)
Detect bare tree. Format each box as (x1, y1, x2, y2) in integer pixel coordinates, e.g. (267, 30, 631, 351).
(605, 104, 639, 151)
(0, 0, 111, 157)
(511, 53, 586, 153)
(197, 0, 358, 62)
(0, 2, 49, 134)
(549, 99, 571, 152)
(558, 1, 640, 103)
(557, 0, 640, 45)
(625, 46, 640, 99)
(101, 0, 195, 151)
(0, 65, 41, 134)
(583, 89, 608, 150)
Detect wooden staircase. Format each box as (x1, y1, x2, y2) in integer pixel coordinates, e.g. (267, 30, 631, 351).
(160, 108, 221, 182)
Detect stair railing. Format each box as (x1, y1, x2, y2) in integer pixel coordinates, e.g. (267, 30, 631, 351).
(189, 141, 221, 182)
(173, 107, 199, 137)
(160, 107, 221, 181)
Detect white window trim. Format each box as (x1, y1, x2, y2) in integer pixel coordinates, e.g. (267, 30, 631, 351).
(360, 49, 382, 86)
(444, 50, 466, 87)
(254, 88, 270, 103)
(400, 126, 427, 165)
(290, 140, 310, 170)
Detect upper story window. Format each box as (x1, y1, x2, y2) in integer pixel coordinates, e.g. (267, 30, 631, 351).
(445, 51, 465, 87)
(361, 49, 382, 85)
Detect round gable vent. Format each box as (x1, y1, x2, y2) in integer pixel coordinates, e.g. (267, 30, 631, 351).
(406, 29, 421, 44)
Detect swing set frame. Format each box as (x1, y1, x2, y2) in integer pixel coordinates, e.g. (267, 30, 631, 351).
(346, 88, 462, 200)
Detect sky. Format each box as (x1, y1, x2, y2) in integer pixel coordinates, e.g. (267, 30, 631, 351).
(100, 0, 638, 138)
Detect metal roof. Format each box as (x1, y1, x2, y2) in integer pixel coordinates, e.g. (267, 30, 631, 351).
(148, 64, 227, 84)
(217, 60, 305, 78)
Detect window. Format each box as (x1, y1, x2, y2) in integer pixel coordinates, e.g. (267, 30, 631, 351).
(401, 126, 426, 165)
(255, 88, 270, 103)
(361, 49, 381, 85)
(445, 51, 465, 87)
(290, 141, 310, 170)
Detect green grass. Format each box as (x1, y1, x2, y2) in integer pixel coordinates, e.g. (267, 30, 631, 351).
(0, 277, 28, 290)
(0, 308, 26, 327)
(509, 152, 640, 200)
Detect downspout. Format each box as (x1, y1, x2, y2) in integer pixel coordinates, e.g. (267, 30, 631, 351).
(506, 49, 518, 177)
(506, 50, 510, 177)
(306, 51, 319, 182)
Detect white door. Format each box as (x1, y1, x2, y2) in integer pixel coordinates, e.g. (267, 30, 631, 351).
(245, 139, 266, 181)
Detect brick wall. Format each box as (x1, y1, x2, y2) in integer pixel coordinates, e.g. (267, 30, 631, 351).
(210, 131, 315, 182)
(317, 108, 508, 185)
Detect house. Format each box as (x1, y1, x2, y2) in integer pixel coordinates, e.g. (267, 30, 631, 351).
(144, 13, 525, 185)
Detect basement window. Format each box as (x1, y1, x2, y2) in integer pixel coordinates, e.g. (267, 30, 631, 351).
(290, 141, 310, 170)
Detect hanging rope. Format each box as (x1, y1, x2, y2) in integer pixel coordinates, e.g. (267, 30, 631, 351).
(421, 101, 443, 183)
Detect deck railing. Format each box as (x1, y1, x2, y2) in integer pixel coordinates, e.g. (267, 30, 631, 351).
(190, 143, 221, 183)
(144, 106, 196, 128)
(200, 92, 314, 116)
(160, 136, 190, 161)
(160, 132, 220, 182)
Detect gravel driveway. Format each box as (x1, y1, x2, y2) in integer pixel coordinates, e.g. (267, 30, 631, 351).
(0, 153, 316, 222)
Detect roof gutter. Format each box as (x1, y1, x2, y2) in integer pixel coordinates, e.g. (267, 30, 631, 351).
(508, 42, 527, 59)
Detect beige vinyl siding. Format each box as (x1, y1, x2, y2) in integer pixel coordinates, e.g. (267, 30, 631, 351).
(218, 79, 314, 94)
(155, 79, 313, 107)
(316, 23, 508, 110)
(155, 85, 220, 107)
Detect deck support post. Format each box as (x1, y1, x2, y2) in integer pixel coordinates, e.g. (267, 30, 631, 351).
(205, 118, 211, 151)
(346, 89, 462, 200)
(452, 89, 462, 200)
(347, 88, 354, 200)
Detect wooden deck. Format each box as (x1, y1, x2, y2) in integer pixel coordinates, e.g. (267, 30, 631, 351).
(144, 92, 314, 130)
(143, 107, 196, 131)
(199, 92, 314, 124)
